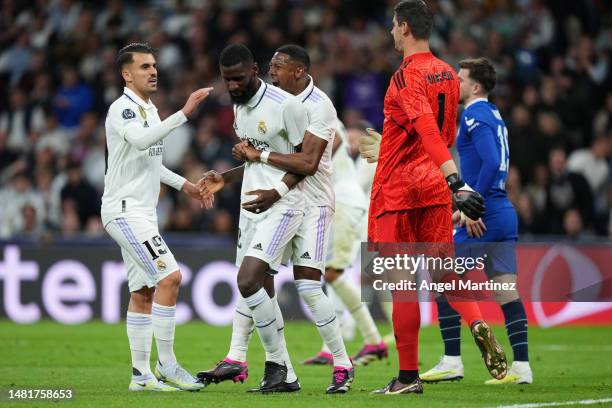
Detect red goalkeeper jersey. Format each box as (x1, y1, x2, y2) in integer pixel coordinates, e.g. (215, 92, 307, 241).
(370, 51, 459, 216)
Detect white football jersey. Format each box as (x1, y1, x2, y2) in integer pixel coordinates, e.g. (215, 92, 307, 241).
(332, 120, 368, 211)
(101, 87, 187, 225)
(234, 79, 309, 219)
(297, 76, 336, 209)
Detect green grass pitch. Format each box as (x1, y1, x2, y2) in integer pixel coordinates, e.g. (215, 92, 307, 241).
(1, 321, 611, 407)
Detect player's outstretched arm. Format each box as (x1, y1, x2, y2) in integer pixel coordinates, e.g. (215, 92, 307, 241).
(120, 87, 213, 151)
(197, 165, 245, 204)
(161, 165, 213, 208)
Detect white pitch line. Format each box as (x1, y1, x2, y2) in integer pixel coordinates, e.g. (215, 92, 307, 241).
(535, 344, 612, 352)
(495, 398, 612, 408)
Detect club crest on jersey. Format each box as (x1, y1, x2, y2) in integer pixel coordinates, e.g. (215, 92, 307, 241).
(156, 259, 167, 271)
(122, 109, 136, 119)
(257, 120, 267, 135)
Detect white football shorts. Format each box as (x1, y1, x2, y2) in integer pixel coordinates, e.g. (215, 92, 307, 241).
(326, 203, 366, 270)
(236, 208, 304, 272)
(105, 216, 178, 292)
(283, 205, 334, 273)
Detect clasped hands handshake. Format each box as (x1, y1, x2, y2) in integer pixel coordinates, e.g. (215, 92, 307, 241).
(188, 140, 279, 214)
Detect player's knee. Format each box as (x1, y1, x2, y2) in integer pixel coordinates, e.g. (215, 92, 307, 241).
(237, 274, 260, 298)
(159, 270, 181, 289)
(492, 274, 519, 305)
(130, 287, 154, 310)
(324, 268, 342, 282)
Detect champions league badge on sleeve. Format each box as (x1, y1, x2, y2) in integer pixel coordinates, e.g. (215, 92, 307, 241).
(122, 109, 136, 119)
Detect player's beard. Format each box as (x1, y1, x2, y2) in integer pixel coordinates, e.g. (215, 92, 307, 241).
(229, 78, 258, 104)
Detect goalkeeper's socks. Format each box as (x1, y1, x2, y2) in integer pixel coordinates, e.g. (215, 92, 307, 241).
(152, 303, 177, 365)
(244, 288, 284, 364)
(227, 296, 254, 362)
(126, 311, 153, 376)
(440, 274, 483, 326)
(436, 297, 462, 356)
(271, 296, 297, 382)
(502, 300, 529, 362)
(398, 369, 419, 385)
(330, 274, 382, 345)
(295, 279, 352, 368)
(392, 300, 420, 370)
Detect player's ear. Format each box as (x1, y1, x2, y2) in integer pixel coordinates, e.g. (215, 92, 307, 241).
(121, 68, 131, 83)
(252, 62, 259, 76)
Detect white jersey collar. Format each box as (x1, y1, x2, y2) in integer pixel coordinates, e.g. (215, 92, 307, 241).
(464, 97, 488, 110)
(297, 75, 315, 102)
(123, 87, 153, 110)
(245, 79, 267, 108)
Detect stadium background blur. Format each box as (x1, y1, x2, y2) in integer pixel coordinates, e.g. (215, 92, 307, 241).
(0, 0, 610, 242)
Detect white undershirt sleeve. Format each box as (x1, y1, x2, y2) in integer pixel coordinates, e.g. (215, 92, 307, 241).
(160, 165, 186, 190)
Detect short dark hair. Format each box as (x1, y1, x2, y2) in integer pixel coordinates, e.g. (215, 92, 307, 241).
(116, 43, 154, 73)
(219, 44, 254, 67)
(394, 0, 433, 40)
(459, 57, 497, 93)
(276, 44, 311, 71)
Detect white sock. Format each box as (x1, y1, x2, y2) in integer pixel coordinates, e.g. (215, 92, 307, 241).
(331, 274, 382, 345)
(443, 355, 463, 365)
(271, 296, 297, 382)
(322, 284, 345, 353)
(243, 288, 284, 364)
(227, 296, 254, 362)
(326, 284, 347, 321)
(379, 294, 394, 322)
(295, 279, 351, 368)
(126, 312, 153, 376)
(152, 303, 177, 366)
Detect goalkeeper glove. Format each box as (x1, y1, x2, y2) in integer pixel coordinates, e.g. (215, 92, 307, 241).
(359, 128, 381, 163)
(446, 173, 485, 221)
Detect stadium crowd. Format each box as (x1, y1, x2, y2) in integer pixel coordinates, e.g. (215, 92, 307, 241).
(0, 0, 610, 241)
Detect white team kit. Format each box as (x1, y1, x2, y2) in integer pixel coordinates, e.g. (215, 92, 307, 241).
(234, 79, 309, 270)
(280, 76, 337, 273)
(102, 87, 187, 292)
(327, 120, 368, 270)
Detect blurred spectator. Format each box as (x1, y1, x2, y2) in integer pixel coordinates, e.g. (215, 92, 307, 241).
(0, 29, 32, 86)
(60, 161, 99, 227)
(567, 134, 610, 195)
(546, 147, 593, 234)
(0, 172, 44, 238)
(53, 66, 93, 130)
(36, 109, 70, 156)
(0, 87, 44, 153)
(593, 92, 612, 135)
(563, 208, 584, 240)
(508, 104, 537, 182)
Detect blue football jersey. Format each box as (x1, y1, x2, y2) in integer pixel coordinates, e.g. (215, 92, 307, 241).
(456, 99, 511, 209)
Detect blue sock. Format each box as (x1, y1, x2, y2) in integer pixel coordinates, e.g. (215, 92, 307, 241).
(436, 297, 461, 357)
(502, 300, 529, 362)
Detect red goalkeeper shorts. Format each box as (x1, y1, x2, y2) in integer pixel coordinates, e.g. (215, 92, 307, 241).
(368, 204, 453, 244)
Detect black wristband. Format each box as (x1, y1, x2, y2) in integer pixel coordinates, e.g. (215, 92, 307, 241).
(446, 173, 465, 193)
